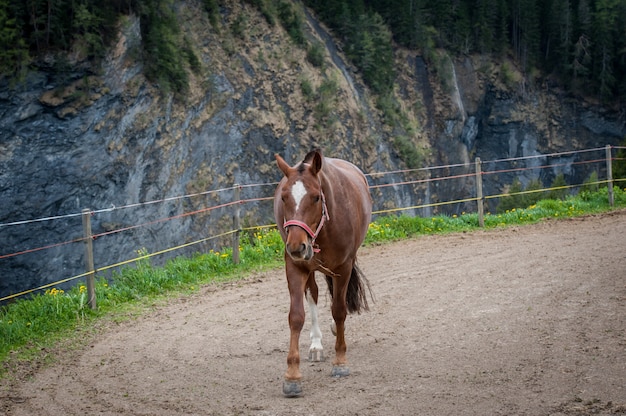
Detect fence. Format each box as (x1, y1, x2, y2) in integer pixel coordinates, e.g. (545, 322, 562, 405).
(1, 145, 624, 306)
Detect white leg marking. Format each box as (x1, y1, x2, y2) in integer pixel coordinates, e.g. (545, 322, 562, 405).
(307, 290, 323, 361)
(291, 180, 307, 212)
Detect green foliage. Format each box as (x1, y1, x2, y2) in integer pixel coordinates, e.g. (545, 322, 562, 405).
(497, 178, 545, 213)
(1, 0, 623, 102)
(0, 0, 197, 94)
(547, 173, 568, 200)
(0, 284, 94, 364)
(434, 52, 454, 93)
(302, 1, 394, 96)
(202, 0, 220, 28)
(366, 186, 626, 245)
(277, 0, 306, 46)
(345, 12, 394, 96)
(500, 62, 515, 88)
(393, 136, 423, 169)
(614, 140, 626, 181)
(306, 41, 325, 68)
(304, 0, 626, 102)
(580, 171, 600, 194)
(0, 0, 118, 66)
(318, 77, 338, 100)
(0, 0, 29, 78)
(72, 2, 106, 58)
(230, 14, 248, 39)
(300, 78, 314, 100)
(243, 0, 276, 26)
(300, 75, 340, 129)
(138, 0, 189, 94)
(182, 37, 201, 74)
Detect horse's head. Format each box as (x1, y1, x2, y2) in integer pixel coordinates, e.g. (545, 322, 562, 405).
(275, 150, 329, 262)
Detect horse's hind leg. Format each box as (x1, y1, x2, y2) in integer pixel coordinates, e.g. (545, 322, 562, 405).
(306, 275, 324, 362)
(330, 264, 352, 378)
(325, 274, 338, 336)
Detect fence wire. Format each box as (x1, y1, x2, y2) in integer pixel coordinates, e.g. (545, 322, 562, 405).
(1, 146, 624, 302)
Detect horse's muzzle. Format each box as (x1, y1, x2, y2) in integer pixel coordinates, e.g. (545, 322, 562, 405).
(285, 232, 314, 261)
(286, 241, 314, 261)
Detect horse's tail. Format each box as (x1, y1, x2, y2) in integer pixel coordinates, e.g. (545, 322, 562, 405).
(325, 262, 373, 314)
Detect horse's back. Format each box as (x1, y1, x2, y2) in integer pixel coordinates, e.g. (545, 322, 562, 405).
(324, 157, 372, 243)
(325, 158, 369, 194)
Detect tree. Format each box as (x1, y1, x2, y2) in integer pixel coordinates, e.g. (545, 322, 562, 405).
(548, 173, 568, 200)
(614, 139, 626, 182)
(73, 2, 105, 58)
(0, 0, 29, 78)
(139, 0, 189, 94)
(472, 0, 495, 53)
(571, 33, 591, 84)
(542, 0, 573, 77)
(277, 0, 306, 46)
(346, 12, 394, 96)
(512, 0, 540, 72)
(592, 0, 620, 100)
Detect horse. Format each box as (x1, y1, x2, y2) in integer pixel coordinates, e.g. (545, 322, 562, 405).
(273, 149, 373, 397)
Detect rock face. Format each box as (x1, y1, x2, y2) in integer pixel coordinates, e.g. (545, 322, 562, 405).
(0, 1, 624, 299)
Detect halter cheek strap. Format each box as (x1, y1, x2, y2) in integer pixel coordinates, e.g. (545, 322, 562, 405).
(283, 191, 329, 253)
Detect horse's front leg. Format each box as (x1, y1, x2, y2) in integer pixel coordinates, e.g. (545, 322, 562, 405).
(306, 275, 324, 362)
(283, 262, 307, 397)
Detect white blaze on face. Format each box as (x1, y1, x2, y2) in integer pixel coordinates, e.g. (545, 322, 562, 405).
(291, 180, 307, 212)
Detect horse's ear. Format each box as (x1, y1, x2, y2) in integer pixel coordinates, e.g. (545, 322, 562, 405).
(310, 150, 323, 175)
(275, 154, 291, 176)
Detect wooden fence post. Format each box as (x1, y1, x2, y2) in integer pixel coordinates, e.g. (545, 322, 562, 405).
(81, 208, 97, 310)
(232, 185, 241, 264)
(606, 145, 614, 207)
(475, 158, 484, 227)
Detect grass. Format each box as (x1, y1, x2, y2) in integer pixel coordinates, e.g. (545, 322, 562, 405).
(365, 186, 625, 243)
(1, 186, 625, 375)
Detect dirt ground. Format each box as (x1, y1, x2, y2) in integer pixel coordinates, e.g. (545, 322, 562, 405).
(2, 210, 626, 415)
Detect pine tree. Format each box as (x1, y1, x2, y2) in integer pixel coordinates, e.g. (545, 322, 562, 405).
(472, 0, 496, 53)
(542, 0, 573, 77)
(73, 2, 105, 58)
(493, 0, 510, 54)
(592, 0, 619, 100)
(0, 0, 29, 77)
(512, 0, 540, 72)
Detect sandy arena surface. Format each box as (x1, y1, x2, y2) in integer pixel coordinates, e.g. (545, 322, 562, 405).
(2, 210, 626, 415)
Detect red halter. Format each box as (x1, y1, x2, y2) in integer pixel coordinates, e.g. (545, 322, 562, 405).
(283, 191, 329, 253)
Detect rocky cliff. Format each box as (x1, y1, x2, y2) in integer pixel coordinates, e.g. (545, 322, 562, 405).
(1, 0, 624, 298)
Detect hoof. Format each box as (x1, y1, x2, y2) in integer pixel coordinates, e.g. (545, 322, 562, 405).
(331, 365, 350, 378)
(309, 348, 324, 362)
(283, 380, 303, 398)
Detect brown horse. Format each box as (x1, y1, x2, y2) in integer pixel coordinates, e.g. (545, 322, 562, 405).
(273, 149, 373, 397)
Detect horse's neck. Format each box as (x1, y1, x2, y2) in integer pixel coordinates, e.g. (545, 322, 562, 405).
(318, 170, 334, 207)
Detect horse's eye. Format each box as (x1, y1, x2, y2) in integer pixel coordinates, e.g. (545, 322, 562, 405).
(313, 195, 320, 203)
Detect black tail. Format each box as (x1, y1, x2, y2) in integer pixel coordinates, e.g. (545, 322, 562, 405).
(325, 262, 373, 314)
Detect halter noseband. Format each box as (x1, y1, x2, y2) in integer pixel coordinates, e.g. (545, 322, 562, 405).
(283, 190, 329, 253)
